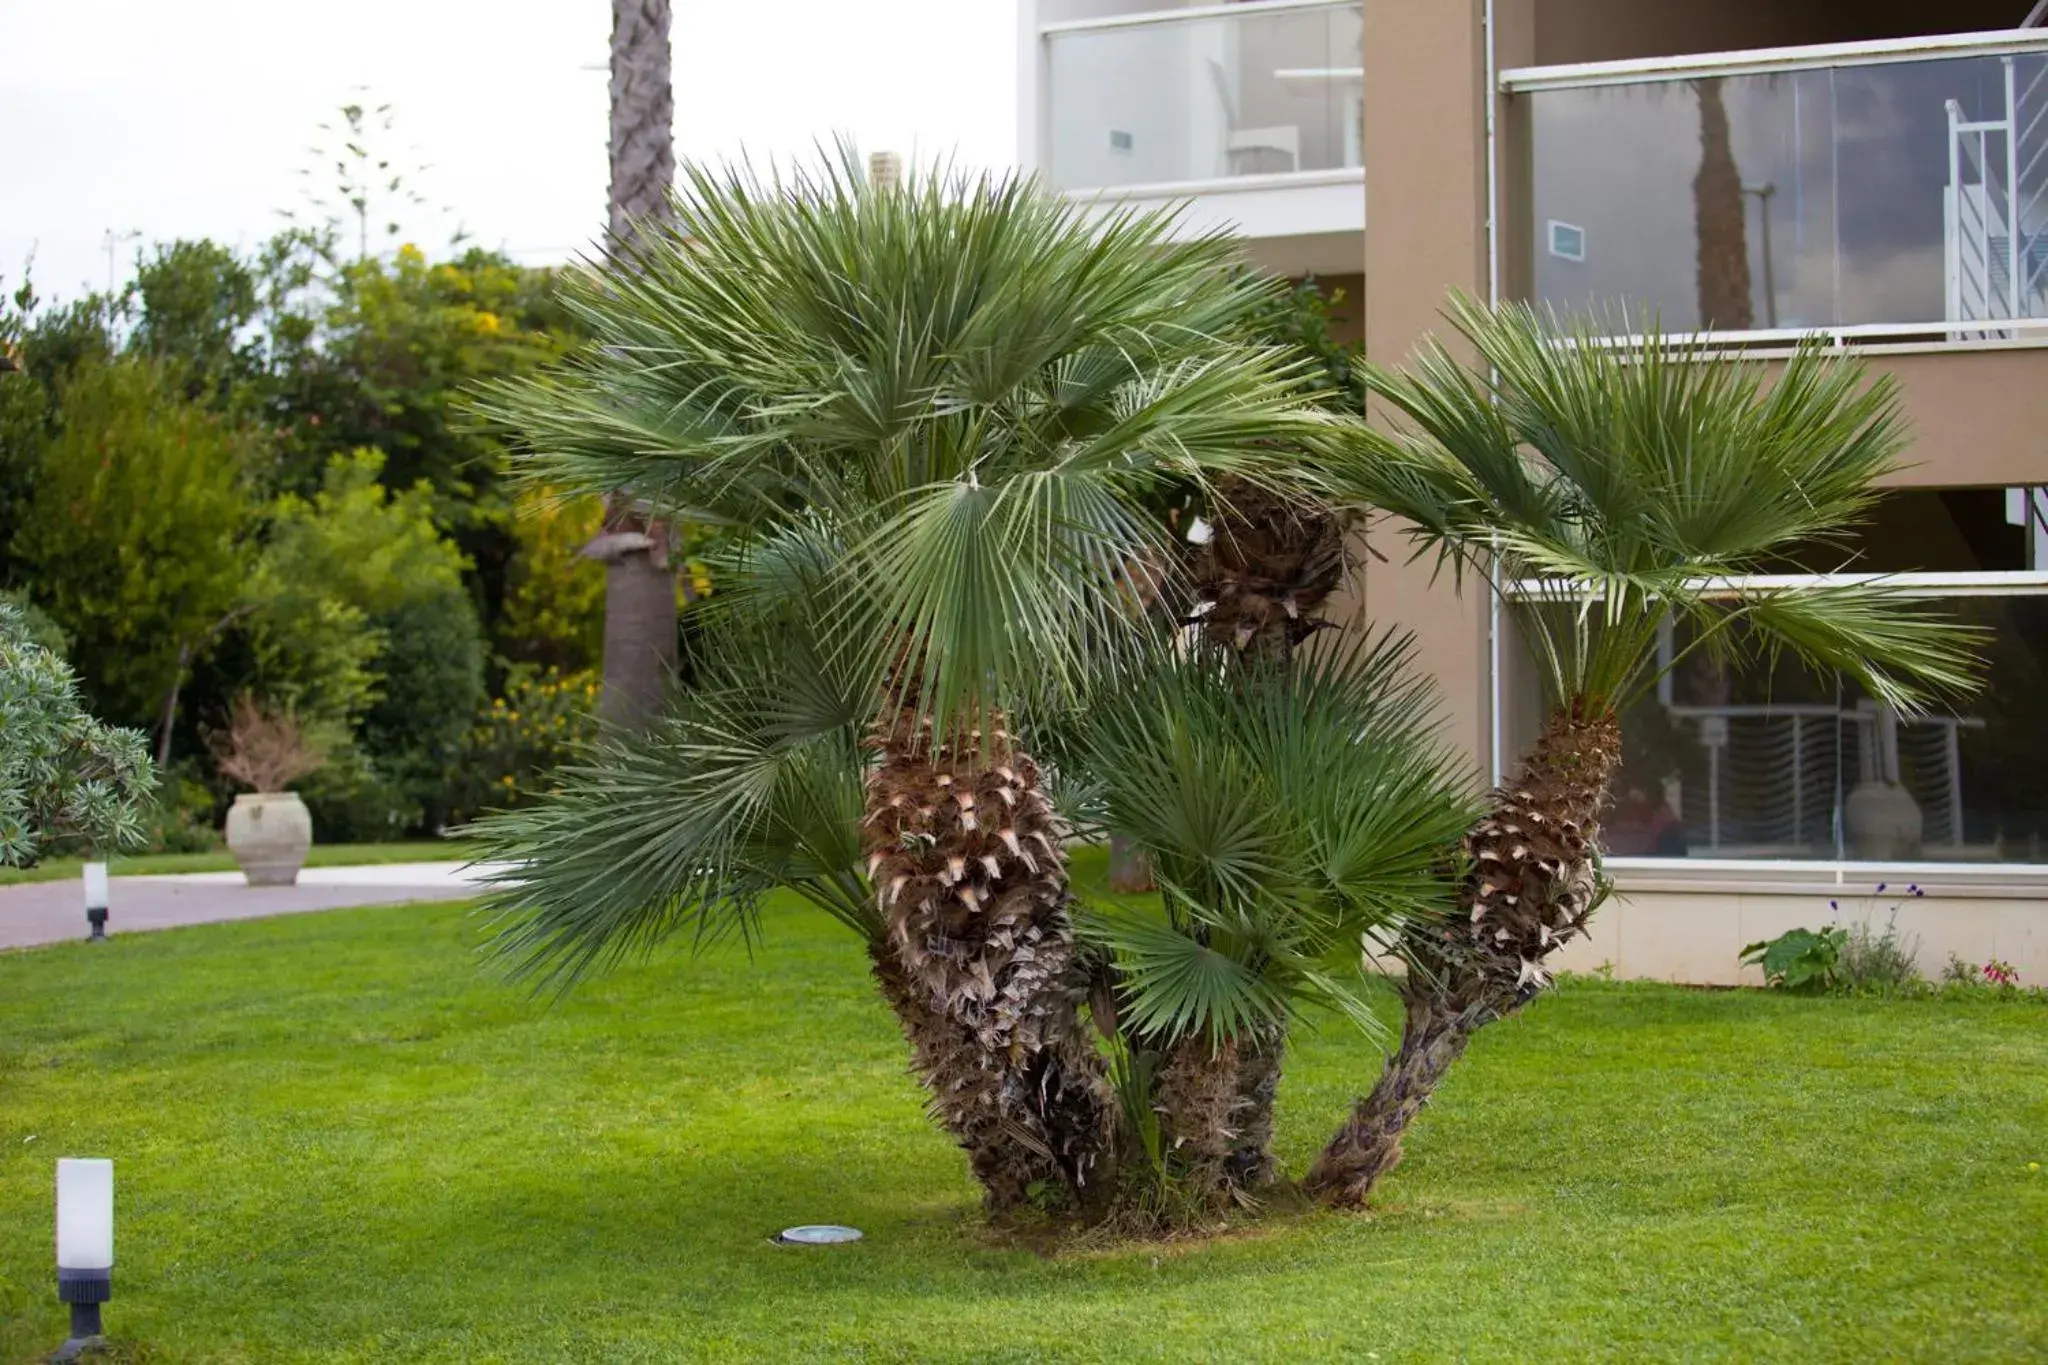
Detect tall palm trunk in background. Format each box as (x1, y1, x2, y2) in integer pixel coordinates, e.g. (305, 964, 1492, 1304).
(1692, 78, 1753, 332)
(1308, 703, 1621, 1206)
(864, 701, 1114, 1213)
(593, 0, 680, 728)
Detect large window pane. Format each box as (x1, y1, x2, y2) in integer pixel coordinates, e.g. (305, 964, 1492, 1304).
(1594, 598, 2048, 862)
(1045, 4, 1364, 191)
(1526, 49, 2048, 334)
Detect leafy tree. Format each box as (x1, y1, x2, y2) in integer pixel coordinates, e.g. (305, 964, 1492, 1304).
(0, 599, 154, 865)
(13, 358, 259, 756)
(129, 239, 263, 405)
(499, 486, 607, 673)
(1303, 297, 1982, 1206)
(246, 448, 484, 833)
(471, 155, 1343, 1215)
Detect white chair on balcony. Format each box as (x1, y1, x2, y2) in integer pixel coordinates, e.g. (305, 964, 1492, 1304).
(1206, 58, 1299, 176)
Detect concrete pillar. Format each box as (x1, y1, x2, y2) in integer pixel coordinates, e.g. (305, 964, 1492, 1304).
(1337, 0, 1537, 784)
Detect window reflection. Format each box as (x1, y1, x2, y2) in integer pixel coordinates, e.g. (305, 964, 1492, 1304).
(1527, 51, 2048, 334)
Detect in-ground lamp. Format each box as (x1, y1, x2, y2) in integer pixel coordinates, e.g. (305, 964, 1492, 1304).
(54, 1158, 113, 1360)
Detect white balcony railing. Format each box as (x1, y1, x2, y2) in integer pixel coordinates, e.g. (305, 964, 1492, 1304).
(1041, 0, 1363, 195)
(1503, 29, 2048, 346)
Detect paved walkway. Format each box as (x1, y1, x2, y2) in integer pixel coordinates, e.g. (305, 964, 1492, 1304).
(0, 863, 502, 952)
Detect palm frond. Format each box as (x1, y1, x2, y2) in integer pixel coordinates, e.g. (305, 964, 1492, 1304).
(475, 149, 1360, 730)
(1319, 294, 1983, 713)
(1056, 628, 1478, 1044)
(467, 612, 872, 993)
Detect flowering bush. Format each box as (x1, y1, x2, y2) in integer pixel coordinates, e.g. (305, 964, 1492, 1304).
(453, 666, 598, 820)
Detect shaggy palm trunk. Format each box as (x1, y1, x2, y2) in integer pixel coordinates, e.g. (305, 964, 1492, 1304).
(1308, 702, 1621, 1207)
(1192, 475, 1348, 663)
(1692, 78, 1754, 331)
(598, 0, 680, 730)
(863, 705, 1114, 1213)
(865, 941, 1063, 1204)
(1154, 1034, 1243, 1204)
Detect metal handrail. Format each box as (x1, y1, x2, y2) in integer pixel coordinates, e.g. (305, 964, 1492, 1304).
(1041, 0, 1356, 38)
(1503, 569, 2048, 601)
(1500, 27, 2048, 93)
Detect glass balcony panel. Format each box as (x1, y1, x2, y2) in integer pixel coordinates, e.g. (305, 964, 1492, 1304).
(1045, 3, 1364, 192)
(1505, 597, 2048, 864)
(1528, 48, 2048, 335)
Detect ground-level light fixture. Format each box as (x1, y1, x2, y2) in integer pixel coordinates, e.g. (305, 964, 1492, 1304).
(775, 1224, 862, 1245)
(83, 862, 109, 942)
(54, 1158, 114, 1360)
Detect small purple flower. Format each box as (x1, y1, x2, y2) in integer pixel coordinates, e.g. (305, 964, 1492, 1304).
(1876, 882, 1888, 893)
(1912, 885, 1924, 898)
(1829, 899, 1839, 910)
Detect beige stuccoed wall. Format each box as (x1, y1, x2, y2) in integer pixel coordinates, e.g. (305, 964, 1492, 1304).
(1550, 867, 2048, 986)
(1867, 349, 2048, 489)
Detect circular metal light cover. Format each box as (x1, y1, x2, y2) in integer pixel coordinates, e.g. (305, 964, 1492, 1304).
(776, 1224, 863, 1245)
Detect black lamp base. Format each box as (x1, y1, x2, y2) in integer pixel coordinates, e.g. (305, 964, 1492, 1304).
(53, 1271, 109, 1359)
(50, 1305, 104, 1360)
(85, 907, 107, 942)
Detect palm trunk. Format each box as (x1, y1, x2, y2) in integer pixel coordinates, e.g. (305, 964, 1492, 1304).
(866, 940, 1062, 1208)
(1193, 475, 1348, 664)
(1305, 992, 1479, 1206)
(599, 0, 680, 730)
(1154, 1033, 1243, 1206)
(1308, 702, 1622, 1207)
(594, 512, 678, 728)
(1107, 835, 1155, 893)
(1693, 78, 1753, 331)
(864, 704, 1114, 1214)
(1226, 1019, 1286, 1188)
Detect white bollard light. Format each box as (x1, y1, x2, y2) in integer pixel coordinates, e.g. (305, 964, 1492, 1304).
(82, 862, 110, 942)
(55, 1158, 113, 1357)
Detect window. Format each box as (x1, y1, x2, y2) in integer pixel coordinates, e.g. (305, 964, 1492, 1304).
(1494, 489, 2048, 866)
(1547, 219, 1586, 263)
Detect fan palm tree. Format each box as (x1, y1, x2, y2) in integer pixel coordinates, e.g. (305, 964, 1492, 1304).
(1046, 627, 1475, 1210)
(1303, 296, 1983, 1206)
(471, 152, 1347, 1213)
(594, 0, 680, 727)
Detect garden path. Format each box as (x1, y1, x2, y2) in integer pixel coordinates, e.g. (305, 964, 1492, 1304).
(0, 863, 495, 951)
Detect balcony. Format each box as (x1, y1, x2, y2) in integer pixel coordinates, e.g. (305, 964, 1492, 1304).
(1504, 30, 2048, 348)
(1025, 0, 1364, 275)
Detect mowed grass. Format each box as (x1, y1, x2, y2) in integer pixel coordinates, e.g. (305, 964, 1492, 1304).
(2, 852, 2044, 1363)
(0, 841, 478, 887)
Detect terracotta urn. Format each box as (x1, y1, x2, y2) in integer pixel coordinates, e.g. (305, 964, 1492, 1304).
(224, 791, 313, 887)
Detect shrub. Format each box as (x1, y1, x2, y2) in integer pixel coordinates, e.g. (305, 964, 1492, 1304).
(1838, 914, 1923, 994)
(140, 766, 223, 854)
(453, 665, 599, 821)
(0, 599, 155, 864)
(1740, 926, 1849, 993)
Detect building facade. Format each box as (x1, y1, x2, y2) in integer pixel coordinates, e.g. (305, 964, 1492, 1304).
(1019, 0, 2048, 983)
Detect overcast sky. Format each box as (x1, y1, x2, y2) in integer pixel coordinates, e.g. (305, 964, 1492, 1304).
(0, 1, 1018, 302)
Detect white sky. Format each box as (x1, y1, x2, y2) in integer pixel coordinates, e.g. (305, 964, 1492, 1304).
(0, 1, 1019, 302)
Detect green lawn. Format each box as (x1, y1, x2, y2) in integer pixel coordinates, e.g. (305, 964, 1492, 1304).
(0, 840, 477, 887)
(1, 858, 2043, 1363)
